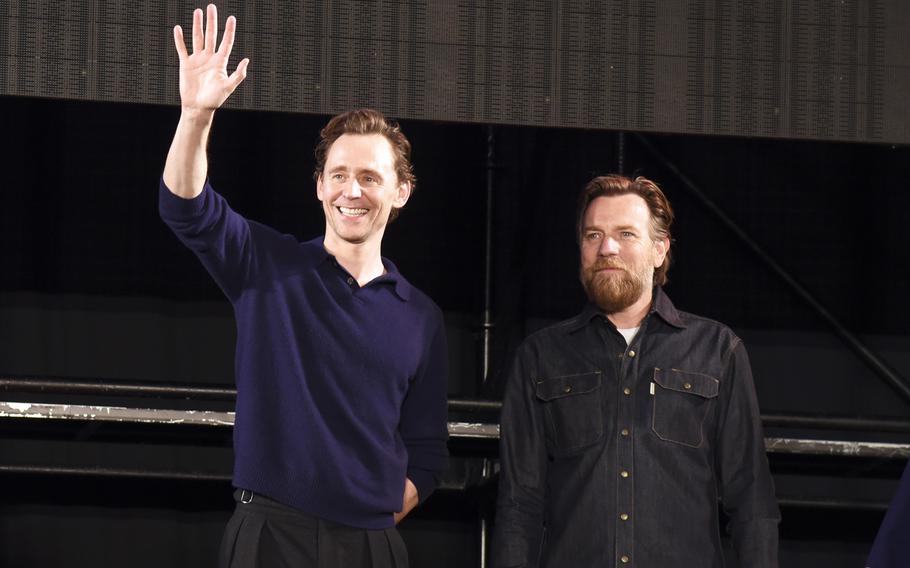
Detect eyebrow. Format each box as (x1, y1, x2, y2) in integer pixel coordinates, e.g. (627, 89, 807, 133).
(583, 224, 639, 232)
(358, 168, 383, 179)
(327, 165, 383, 179)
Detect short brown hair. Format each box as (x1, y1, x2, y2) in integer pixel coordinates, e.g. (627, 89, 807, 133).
(313, 109, 415, 221)
(576, 174, 674, 286)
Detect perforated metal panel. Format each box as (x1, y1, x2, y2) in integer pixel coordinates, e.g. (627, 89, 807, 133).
(1, 0, 907, 143)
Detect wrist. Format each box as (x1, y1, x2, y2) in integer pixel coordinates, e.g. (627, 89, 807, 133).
(179, 107, 216, 125)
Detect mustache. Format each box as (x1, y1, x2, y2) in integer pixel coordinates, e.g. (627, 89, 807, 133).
(588, 258, 628, 272)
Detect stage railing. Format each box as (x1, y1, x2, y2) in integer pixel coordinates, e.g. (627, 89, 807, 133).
(2, 375, 908, 512)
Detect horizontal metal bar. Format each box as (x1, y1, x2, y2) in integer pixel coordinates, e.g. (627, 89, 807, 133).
(0, 401, 500, 439)
(776, 496, 889, 512)
(763, 413, 910, 433)
(448, 421, 500, 439)
(448, 398, 502, 413)
(0, 376, 236, 400)
(7, 378, 910, 434)
(1, 378, 505, 414)
(0, 464, 230, 482)
(0, 401, 235, 427)
(6, 402, 910, 459)
(765, 437, 910, 459)
(0, 464, 470, 493)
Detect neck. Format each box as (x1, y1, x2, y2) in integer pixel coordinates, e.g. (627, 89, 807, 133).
(323, 232, 386, 286)
(606, 287, 654, 329)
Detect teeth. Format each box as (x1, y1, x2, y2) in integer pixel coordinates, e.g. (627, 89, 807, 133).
(339, 207, 368, 217)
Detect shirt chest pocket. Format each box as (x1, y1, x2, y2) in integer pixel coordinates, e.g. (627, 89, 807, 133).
(535, 372, 603, 457)
(651, 368, 719, 448)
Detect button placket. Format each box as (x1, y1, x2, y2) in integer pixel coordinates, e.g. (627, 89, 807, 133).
(616, 335, 638, 568)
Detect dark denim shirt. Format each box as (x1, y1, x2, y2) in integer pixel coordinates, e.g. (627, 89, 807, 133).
(493, 288, 780, 568)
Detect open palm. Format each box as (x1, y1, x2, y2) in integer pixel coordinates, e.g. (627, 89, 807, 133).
(173, 4, 248, 111)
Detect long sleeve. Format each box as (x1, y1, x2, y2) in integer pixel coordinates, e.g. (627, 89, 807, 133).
(492, 344, 548, 568)
(399, 309, 450, 503)
(867, 459, 910, 567)
(715, 339, 781, 568)
(158, 178, 253, 301)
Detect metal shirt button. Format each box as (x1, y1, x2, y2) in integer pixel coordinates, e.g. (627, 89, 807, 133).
(564, 385, 572, 393)
(684, 382, 692, 390)
(628, 350, 636, 357)
(620, 470, 630, 478)
(346, 277, 355, 286)
(623, 387, 632, 395)
(620, 513, 629, 521)
(621, 428, 630, 436)
(620, 555, 630, 563)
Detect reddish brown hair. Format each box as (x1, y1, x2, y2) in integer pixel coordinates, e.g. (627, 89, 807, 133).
(577, 174, 674, 286)
(313, 109, 415, 221)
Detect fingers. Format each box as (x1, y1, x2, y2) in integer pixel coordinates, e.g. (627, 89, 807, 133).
(173, 25, 188, 61)
(191, 8, 203, 53)
(218, 15, 236, 60)
(205, 4, 218, 53)
(227, 58, 250, 90)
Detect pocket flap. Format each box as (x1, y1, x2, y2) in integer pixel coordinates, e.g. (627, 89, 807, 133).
(653, 368, 719, 398)
(535, 372, 602, 401)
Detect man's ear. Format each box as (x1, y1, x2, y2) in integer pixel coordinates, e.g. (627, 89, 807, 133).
(653, 237, 670, 268)
(394, 181, 412, 209)
(316, 174, 325, 201)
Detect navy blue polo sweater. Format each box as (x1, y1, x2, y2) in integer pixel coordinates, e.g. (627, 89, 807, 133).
(159, 179, 449, 529)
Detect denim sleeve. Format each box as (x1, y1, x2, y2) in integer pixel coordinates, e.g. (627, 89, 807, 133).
(715, 339, 781, 568)
(492, 343, 548, 568)
(158, 178, 253, 301)
(400, 308, 450, 504)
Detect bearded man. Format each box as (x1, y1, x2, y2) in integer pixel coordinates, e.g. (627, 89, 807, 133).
(492, 174, 780, 568)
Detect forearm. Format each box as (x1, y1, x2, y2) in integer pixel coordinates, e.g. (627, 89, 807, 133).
(730, 518, 780, 568)
(492, 487, 546, 568)
(399, 317, 450, 502)
(163, 108, 215, 199)
(493, 348, 548, 568)
(717, 341, 780, 567)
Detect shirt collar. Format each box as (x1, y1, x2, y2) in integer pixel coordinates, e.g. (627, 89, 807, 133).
(650, 286, 686, 329)
(567, 286, 686, 333)
(378, 258, 411, 301)
(313, 238, 411, 302)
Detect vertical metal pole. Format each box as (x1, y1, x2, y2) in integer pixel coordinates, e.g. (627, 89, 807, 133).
(617, 131, 626, 175)
(479, 125, 496, 568)
(482, 125, 495, 387)
(479, 458, 493, 567)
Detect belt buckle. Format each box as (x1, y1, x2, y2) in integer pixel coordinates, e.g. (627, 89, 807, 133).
(240, 489, 254, 504)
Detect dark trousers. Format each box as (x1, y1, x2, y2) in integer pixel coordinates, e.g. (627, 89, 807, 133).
(219, 490, 409, 568)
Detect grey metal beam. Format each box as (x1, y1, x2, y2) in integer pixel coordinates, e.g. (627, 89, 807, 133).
(8, 378, 910, 433)
(4, 401, 909, 458)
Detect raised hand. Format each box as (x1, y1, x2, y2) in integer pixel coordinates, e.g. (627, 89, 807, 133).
(173, 4, 249, 112)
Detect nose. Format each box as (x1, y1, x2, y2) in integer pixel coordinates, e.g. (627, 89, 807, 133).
(599, 236, 620, 256)
(343, 180, 362, 199)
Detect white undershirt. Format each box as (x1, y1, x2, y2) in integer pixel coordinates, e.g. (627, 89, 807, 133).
(617, 326, 641, 345)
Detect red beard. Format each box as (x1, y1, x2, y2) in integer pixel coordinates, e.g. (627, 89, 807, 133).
(580, 258, 647, 314)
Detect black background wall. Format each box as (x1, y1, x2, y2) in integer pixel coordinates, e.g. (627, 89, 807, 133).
(1, 93, 909, 567)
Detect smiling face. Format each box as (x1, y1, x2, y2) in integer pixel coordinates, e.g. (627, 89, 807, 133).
(579, 194, 668, 315)
(316, 133, 411, 248)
